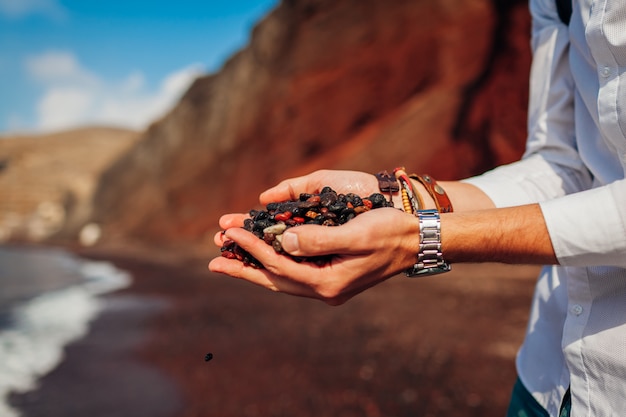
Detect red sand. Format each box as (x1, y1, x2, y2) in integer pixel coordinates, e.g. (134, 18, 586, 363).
(11, 249, 540, 417)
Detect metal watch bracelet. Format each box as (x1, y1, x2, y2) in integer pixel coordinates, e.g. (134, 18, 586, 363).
(405, 209, 451, 277)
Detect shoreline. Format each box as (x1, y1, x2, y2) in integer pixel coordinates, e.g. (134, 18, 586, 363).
(7, 250, 183, 417)
(10, 244, 539, 416)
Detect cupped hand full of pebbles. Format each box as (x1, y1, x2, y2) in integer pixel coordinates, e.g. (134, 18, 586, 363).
(220, 186, 394, 268)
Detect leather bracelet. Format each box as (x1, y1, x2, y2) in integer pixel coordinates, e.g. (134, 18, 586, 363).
(375, 170, 399, 206)
(394, 167, 423, 214)
(410, 174, 453, 213)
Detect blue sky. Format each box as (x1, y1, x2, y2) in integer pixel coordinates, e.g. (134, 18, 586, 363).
(0, 0, 279, 135)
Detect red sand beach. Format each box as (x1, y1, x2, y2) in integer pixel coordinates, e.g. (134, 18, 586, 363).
(10, 247, 540, 417)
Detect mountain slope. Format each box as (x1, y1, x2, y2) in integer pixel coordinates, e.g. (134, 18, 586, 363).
(89, 0, 532, 246)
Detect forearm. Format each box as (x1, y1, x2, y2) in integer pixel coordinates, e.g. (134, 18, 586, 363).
(406, 177, 557, 265)
(395, 177, 557, 266)
(210, 171, 559, 305)
(441, 204, 558, 265)
(256, 169, 557, 267)
(404, 178, 496, 212)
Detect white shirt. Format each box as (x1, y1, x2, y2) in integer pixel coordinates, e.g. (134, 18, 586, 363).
(465, 0, 626, 416)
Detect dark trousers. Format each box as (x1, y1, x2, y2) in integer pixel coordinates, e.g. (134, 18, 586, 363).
(506, 378, 571, 417)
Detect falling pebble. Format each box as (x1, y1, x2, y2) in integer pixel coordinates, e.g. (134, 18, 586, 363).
(205, 353, 213, 362)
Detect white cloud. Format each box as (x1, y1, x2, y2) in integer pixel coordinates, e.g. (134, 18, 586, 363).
(37, 87, 93, 131)
(120, 71, 145, 94)
(25, 50, 204, 133)
(0, 0, 67, 20)
(26, 51, 99, 87)
(162, 66, 202, 96)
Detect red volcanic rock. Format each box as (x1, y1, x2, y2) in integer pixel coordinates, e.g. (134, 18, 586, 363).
(89, 0, 531, 246)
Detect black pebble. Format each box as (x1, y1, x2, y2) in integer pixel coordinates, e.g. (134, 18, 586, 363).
(221, 186, 392, 267)
(205, 353, 213, 362)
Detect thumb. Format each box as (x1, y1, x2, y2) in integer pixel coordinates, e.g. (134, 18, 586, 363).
(280, 224, 355, 257)
(280, 230, 301, 253)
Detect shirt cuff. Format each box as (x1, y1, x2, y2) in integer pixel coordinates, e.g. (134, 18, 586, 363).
(462, 154, 573, 208)
(539, 180, 626, 267)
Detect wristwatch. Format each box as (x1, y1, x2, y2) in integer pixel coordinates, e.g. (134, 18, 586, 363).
(406, 209, 451, 277)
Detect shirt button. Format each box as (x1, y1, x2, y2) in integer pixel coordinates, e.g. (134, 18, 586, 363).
(601, 66, 611, 78)
(570, 304, 583, 316)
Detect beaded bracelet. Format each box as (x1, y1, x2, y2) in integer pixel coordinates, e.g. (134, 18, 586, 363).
(394, 167, 423, 215)
(376, 169, 453, 214)
(375, 168, 452, 278)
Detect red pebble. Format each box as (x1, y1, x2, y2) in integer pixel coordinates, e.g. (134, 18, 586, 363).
(263, 233, 276, 244)
(275, 212, 292, 221)
(293, 216, 305, 224)
(221, 251, 236, 259)
(363, 199, 373, 209)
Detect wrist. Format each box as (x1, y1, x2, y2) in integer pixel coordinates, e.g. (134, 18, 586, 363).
(374, 170, 452, 276)
(405, 209, 451, 277)
(410, 179, 436, 210)
(409, 174, 454, 213)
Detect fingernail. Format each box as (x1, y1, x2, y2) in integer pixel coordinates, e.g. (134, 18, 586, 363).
(281, 231, 299, 253)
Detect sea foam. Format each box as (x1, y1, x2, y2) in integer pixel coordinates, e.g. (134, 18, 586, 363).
(0, 258, 131, 417)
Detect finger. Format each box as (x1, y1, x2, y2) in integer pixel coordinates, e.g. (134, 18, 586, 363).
(213, 230, 231, 247)
(208, 256, 278, 289)
(218, 213, 249, 229)
(222, 226, 328, 278)
(208, 249, 326, 299)
(259, 175, 318, 205)
(220, 227, 332, 287)
(280, 208, 408, 257)
(213, 231, 222, 247)
(212, 227, 390, 305)
(279, 221, 367, 257)
(222, 226, 279, 260)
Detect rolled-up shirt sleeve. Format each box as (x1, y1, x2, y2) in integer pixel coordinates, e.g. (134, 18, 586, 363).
(465, 0, 591, 206)
(466, 159, 626, 267)
(540, 179, 626, 267)
(463, 0, 626, 268)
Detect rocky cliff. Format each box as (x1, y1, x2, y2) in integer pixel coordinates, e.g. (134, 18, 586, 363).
(0, 127, 139, 243)
(88, 0, 532, 247)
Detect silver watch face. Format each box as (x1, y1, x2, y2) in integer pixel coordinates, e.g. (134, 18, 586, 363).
(406, 263, 451, 277)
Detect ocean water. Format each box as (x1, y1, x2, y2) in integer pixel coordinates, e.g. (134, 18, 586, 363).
(0, 246, 131, 417)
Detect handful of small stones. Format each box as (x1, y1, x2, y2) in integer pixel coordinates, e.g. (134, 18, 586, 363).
(220, 186, 394, 268)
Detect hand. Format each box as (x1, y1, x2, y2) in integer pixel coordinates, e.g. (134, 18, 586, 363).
(259, 169, 381, 205)
(212, 167, 391, 245)
(209, 207, 420, 305)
